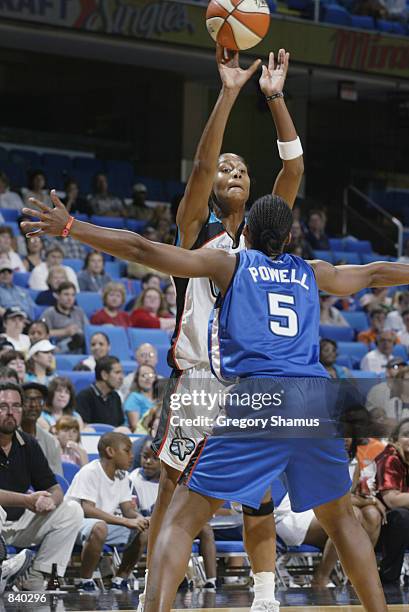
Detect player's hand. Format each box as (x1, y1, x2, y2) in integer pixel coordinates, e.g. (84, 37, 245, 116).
(217, 44, 261, 92)
(122, 516, 149, 533)
(24, 491, 53, 513)
(21, 190, 70, 237)
(259, 49, 289, 97)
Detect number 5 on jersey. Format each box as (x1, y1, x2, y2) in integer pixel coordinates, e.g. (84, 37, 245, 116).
(268, 293, 299, 337)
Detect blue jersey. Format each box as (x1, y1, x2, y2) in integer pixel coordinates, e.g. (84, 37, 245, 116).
(209, 250, 328, 380)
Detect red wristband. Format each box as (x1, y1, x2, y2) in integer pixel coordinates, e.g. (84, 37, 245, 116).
(61, 216, 74, 238)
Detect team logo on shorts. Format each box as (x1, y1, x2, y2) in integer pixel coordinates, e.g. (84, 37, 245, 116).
(170, 427, 195, 461)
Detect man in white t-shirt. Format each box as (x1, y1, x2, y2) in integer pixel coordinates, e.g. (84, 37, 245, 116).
(66, 432, 149, 592)
(360, 330, 397, 373)
(29, 244, 79, 291)
(384, 291, 409, 334)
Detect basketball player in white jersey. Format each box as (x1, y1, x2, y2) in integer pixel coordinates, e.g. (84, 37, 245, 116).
(22, 46, 303, 612)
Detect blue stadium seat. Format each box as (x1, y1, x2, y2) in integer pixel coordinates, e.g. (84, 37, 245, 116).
(13, 272, 29, 288)
(90, 215, 126, 230)
(337, 341, 368, 367)
(5, 222, 19, 237)
(336, 354, 353, 368)
(157, 345, 171, 377)
(342, 311, 369, 332)
(72, 157, 105, 174)
(104, 261, 125, 278)
(76, 292, 103, 317)
(323, 4, 351, 26)
(319, 325, 354, 342)
(0, 162, 26, 188)
(393, 344, 408, 361)
(88, 453, 99, 462)
(42, 153, 72, 174)
(33, 305, 46, 319)
(128, 328, 170, 352)
(28, 288, 40, 299)
(126, 220, 148, 233)
(313, 250, 334, 263)
(57, 370, 93, 392)
(350, 370, 379, 379)
(343, 239, 372, 253)
(75, 213, 89, 222)
(377, 19, 406, 34)
(122, 360, 138, 374)
(350, 15, 375, 29)
(84, 324, 131, 359)
(55, 354, 88, 370)
(215, 541, 245, 554)
(71, 169, 93, 195)
(120, 278, 142, 295)
(106, 160, 135, 198)
(9, 149, 41, 168)
(63, 258, 83, 272)
(361, 253, 390, 264)
(62, 461, 80, 483)
(1, 208, 20, 222)
(333, 251, 361, 264)
(329, 238, 344, 251)
(55, 473, 70, 494)
(88, 423, 115, 433)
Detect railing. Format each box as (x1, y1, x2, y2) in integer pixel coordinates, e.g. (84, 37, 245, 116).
(343, 185, 403, 258)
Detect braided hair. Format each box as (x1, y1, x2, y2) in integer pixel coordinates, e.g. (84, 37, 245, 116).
(246, 195, 293, 257)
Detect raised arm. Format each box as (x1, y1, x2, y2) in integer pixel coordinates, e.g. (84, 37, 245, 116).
(259, 50, 303, 209)
(21, 193, 236, 293)
(177, 45, 261, 249)
(311, 259, 409, 296)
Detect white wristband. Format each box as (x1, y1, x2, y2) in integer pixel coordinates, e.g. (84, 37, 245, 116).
(277, 137, 303, 161)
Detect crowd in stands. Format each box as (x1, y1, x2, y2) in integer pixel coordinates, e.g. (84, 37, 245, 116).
(0, 166, 408, 591)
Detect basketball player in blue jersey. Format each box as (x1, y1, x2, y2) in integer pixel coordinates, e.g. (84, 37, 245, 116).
(21, 47, 303, 611)
(23, 194, 402, 612)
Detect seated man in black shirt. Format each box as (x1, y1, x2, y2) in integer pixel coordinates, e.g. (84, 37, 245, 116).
(76, 356, 125, 428)
(0, 382, 83, 591)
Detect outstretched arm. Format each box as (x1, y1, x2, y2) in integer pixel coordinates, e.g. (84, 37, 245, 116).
(311, 259, 409, 296)
(21, 193, 236, 293)
(177, 45, 261, 250)
(259, 50, 303, 208)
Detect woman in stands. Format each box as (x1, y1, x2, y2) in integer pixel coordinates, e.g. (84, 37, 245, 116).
(0, 349, 26, 384)
(130, 287, 175, 331)
(319, 338, 350, 379)
(55, 415, 88, 467)
(77, 251, 111, 292)
(25, 339, 56, 386)
(163, 283, 177, 317)
(124, 364, 157, 433)
(39, 375, 84, 431)
(63, 179, 93, 217)
(90, 281, 130, 326)
(75, 331, 111, 372)
(22, 170, 52, 209)
(23, 233, 44, 272)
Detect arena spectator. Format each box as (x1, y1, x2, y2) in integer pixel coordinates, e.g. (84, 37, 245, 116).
(163, 283, 177, 316)
(385, 291, 409, 334)
(0, 381, 83, 591)
(127, 255, 169, 282)
(319, 293, 349, 327)
(305, 209, 330, 251)
(0, 338, 14, 356)
(366, 358, 407, 417)
(360, 330, 398, 373)
(77, 251, 111, 292)
(120, 342, 158, 400)
(0, 307, 30, 355)
(130, 287, 175, 331)
(397, 239, 409, 264)
(360, 287, 393, 313)
(125, 273, 165, 312)
(65, 432, 148, 592)
(21, 382, 63, 475)
(54, 416, 88, 467)
(0, 350, 26, 384)
(75, 332, 111, 372)
(375, 418, 409, 584)
(151, 205, 174, 244)
(39, 376, 83, 432)
(368, 366, 409, 430)
(42, 282, 88, 353)
(35, 265, 69, 307)
(62, 179, 93, 217)
(29, 244, 79, 291)
(357, 309, 386, 345)
(129, 437, 217, 590)
(123, 365, 157, 433)
(90, 281, 129, 327)
(0, 366, 19, 384)
(0, 260, 35, 320)
(127, 183, 152, 221)
(0, 171, 24, 210)
(27, 320, 50, 345)
(22, 234, 44, 272)
(0, 227, 25, 272)
(352, 0, 387, 18)
(75, 356, 125, 427)
(25, 340, 56, 386)
(286, 220, 314, 259)
(42, 235, 87, 261)
(319, 339, 349, 378)
(397, 309, 409, 349)
(88, 173, 125, 217)
(22, 170, 52, 209)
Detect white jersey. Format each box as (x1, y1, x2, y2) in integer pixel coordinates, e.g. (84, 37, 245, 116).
(168, 212, 245, 371)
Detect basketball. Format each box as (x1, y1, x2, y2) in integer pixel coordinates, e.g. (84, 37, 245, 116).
(206, 0, 270, 51)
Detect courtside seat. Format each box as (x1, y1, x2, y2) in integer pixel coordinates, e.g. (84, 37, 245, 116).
(319, 325, 354, 342)
(57, 370, 94, 392)
(76, 292, 103, 317)
(84, 324, 131, 359)
(337, 341, 368, 367)
(342, 311, 369, 332)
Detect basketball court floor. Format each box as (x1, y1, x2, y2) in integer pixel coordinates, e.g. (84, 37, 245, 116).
(2, 586, 407, 611)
